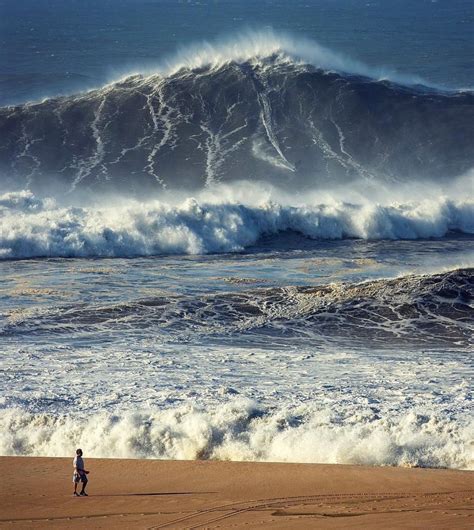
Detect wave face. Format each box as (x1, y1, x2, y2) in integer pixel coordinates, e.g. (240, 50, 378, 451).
(1, 51, 473, 194)
(1, 190, 473, 259)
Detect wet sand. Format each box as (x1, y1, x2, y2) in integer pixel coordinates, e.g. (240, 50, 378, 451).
(0, 457, 472, 529)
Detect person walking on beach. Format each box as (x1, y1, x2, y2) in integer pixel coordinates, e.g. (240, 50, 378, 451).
(73, 448, 89, 496)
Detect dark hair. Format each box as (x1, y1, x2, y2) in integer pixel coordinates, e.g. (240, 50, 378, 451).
(76, 448, 83, 455)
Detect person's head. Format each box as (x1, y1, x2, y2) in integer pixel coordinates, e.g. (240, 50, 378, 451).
(76, 448, 83, 456)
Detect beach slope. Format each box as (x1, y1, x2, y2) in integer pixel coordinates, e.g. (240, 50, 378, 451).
(0, 457, 472, 529)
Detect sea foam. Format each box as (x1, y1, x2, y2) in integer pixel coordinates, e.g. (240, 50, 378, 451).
(0, 400, 471, 469)
(0, 188, 472, 259)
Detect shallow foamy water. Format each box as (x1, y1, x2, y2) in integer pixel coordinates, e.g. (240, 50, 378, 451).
(1, 236, 472, 468)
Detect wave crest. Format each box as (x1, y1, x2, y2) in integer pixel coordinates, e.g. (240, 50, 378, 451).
(0, 189, 472, 259)
(161, 29, 421, 84)
(0, 192, 474, 258)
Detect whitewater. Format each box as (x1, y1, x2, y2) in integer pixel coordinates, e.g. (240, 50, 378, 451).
(2, 168, 474, 262)
(1, 32, 473, 470)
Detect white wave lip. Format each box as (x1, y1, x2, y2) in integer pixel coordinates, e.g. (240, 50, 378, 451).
(0, 400, 472, 469)
(0, 189, 473, 259)
(118, 28, 430, 87)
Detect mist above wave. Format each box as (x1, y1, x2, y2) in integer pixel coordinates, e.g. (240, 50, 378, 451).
(1, 182, 473, 259)
(158, 29, 426, 85)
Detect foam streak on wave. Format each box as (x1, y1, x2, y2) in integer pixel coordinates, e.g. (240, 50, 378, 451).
(0, 188, 472, 259)
(2, 39, 472, 194)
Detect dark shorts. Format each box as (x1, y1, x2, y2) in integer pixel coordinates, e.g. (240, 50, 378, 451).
(73, 472, 88, 484)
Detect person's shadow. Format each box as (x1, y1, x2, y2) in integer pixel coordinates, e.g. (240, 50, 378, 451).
(94, 491, 215, 497)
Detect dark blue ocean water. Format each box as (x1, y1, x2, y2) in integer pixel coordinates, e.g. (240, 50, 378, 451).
(1, 0, 472, 105)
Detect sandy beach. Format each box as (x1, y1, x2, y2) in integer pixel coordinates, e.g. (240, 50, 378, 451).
(0, 457, 472, 529)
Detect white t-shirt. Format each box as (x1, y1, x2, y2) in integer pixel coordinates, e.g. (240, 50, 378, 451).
(73, 455, 85, 473)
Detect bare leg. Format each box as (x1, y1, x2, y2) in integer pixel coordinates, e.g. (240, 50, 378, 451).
(80, 479, 88, 495)
(74, 481, 78, 494)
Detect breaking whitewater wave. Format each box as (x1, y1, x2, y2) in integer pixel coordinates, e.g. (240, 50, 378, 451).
(1, 32, 473, 194)
(1, 399, 472, 469)
(1, 189, 472, 259)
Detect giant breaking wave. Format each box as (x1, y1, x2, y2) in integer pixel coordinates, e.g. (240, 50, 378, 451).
(1, 32, 473, 195)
